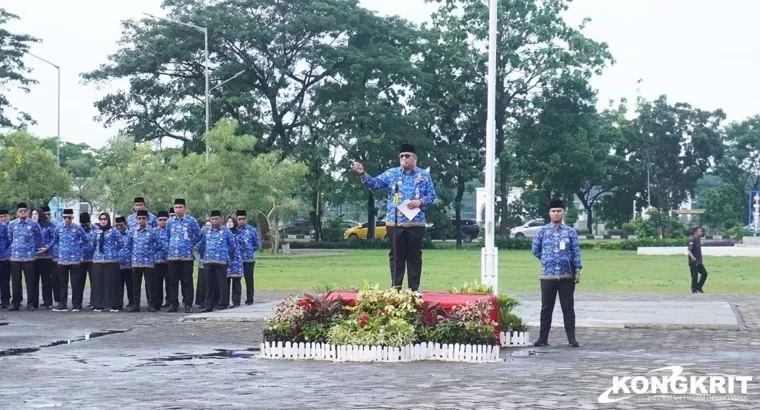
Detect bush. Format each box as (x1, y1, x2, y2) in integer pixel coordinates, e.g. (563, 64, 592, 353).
(619, 238, 690, 250)
(483, 235, 532, 250)
(598, 242, 622, 251)
(286, 239, 438, 250)
(579, 242, 595, 249)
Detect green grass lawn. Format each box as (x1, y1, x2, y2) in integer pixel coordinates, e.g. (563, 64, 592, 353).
(254, 249, 760, 294)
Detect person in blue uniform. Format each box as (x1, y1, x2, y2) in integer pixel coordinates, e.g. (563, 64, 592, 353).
(199, 210, 235, 313)
(115, 216, 133, 310)
(92, 212, 123, 312)
(351, 143, 438, 292)
(42, 209, 88, 312)
(531, 199, 582, 348)
(166, 198, 201, 313)
(125, 209, 163, 312)
(154, 210, 170, 311)
(0, 209, 10, 309)
(127, 197, 158, 230)
(78, 213, 95, 308)
(195, 219, 211, 308)
(8, 203, 44, 311)
(235, 210, 260, 305)
(33, 207, 58, 309)
(162, 208, 176, 309)
(222, 216, 243, 309)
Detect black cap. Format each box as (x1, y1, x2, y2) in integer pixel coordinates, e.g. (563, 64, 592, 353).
(115, 216, 126, 224)
(210, 210, 221, 217)
(42, 206, 51, 212)
(157, 211, 169, 218)
(136, 210, 148, 217)
(0, 209, 8, 216)
(79, 212, 90, 224)
(134, 197, 145, 204)
(236, 210, 247, 217)
(549, 199, 565, 210)
(174, 198, 185, 205)
(169, 208, 175, 214)
(63, 209, 74, 215)
(17, 202, 28, 210)
(399, 143, 416, 154)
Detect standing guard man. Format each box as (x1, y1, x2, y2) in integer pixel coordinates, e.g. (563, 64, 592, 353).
(115, 216, 133, 310)
(166, 198, 201, 313)
(351, 143, 437, 292)
(199, 210, 235, 312)
(235, 210, 260, 304)
(531, 199, 582, 348)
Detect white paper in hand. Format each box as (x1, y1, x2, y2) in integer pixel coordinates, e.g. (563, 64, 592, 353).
(397, 200, 420, 220)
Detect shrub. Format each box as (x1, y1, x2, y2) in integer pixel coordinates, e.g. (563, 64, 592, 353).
(484, 235, 532, 250)
(598, 242, 622, 251)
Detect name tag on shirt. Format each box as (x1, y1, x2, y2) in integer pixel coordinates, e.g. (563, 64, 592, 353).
(559, 240, 566, 250)
(184, 231, 189, 240)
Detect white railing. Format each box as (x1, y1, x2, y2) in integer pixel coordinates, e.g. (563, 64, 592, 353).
(500, 331, 530, 347)
(260, 341, 501, 363)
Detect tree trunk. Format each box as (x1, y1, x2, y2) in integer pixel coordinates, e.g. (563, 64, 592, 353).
(310, 186, 322, 241)
(366, 190, 376, 239)
(576, 192, 594, 232)
(454, 175, 466, 249)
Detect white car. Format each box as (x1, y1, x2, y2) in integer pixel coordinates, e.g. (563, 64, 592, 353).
(510, 219, 546, 238)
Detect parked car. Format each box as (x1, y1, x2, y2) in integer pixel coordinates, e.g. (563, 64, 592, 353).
(509, 219, 546, 238)
(344, 221, 388, 240)
(428, 218, 480, 242)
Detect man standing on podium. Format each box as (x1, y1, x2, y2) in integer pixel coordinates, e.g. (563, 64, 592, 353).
(351, 143, 437, 292)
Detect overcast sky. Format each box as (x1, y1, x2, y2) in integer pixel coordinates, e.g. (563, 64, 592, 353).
(4, 0, 759, 148)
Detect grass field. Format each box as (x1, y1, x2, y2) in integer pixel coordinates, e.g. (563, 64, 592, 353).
(254, 249, 760, 294)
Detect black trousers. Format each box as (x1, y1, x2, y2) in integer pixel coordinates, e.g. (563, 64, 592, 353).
(244, 262, 255, 303)
(195, 265, 206, 307)
(690, 263, 708, 291)
(58, 263, 84, 308)
(11, 260, 37, 308)
(0, 259, 10, 306)
(153, 263, 168, 308)
(222, 277, 242, 307)
(203, 264, 227, 310)
(132, 267, 161, 309)
(168, 260, 194, 308)
(37, 258, 59, 307)
(120, 268, 134, 308)
(80, 262, 92, 306)
(386, 226, 425, 291)
(538, 279, 576, 342)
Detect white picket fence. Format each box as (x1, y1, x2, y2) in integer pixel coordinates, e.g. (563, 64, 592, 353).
(500, 331, 530, 347)
(260, 341, 501, 363)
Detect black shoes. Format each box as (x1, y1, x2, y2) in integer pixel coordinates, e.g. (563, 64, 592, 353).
(568, 340, 580, 347)
(8, 306, 19, 311)
(184, 305, 192, 313)
(533, 340, 549, 347)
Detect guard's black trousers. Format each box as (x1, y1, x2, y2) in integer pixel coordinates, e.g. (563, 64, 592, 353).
(690, 263, 708, 291)
(0, 259, 10, 306)
(11, 260, 36, 308)
(243, 262, 255, 303)
(538, 279, 576, 343)
(119, 268, 134, 308)
(386, 226, 425, 292)
(37, 258, 59, 307)
(222, 277, 242, 307)
(132, 267, 162, 309)
(168, 260, 194, 308)
(153, 263, 168, 309)
(203, 264, 227, 310)
(57, 263, 84, 308)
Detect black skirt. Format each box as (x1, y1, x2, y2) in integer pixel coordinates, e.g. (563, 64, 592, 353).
(92, 262, 121, 309)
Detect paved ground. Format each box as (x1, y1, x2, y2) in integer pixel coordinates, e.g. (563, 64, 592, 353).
(2, 291, 760, 409)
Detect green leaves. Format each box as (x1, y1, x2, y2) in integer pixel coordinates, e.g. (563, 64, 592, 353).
(0, 8, 40, 127)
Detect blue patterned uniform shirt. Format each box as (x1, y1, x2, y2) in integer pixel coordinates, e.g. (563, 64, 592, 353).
(227, 234, 244, 277)
(50, 223, 88, 265)
(196, 241, 206, 269)
(531, 223, 583, 280)
(126, 226, 163, 268)
(127, 212, 157, 230)
(237, 224, 260, 262)
(37, 224, 57, 259)
(93, 228, 122, 263)
(167, 215, 201, 261)
(0, 222, 10, 260)
(200, 226, 236, 265)
(8, 219, 44, 261)
(155, 227, 169, 264)
(118, 230, 131, 269)
(80, 227, 95, 262)
(361, 167, 437, 226)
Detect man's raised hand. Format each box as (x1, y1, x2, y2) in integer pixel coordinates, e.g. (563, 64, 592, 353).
(350, 160, 364, 175)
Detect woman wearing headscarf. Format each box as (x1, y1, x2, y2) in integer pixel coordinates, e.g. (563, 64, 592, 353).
(222, 216, 244, 309)
(33, 207, 59, 309)
(91, 212, 123, 312)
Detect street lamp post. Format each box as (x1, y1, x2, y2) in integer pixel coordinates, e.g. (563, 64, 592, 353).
(481, 0, 499, 295)
(27, 52, 61, 214)
(144, 13, 210, 161)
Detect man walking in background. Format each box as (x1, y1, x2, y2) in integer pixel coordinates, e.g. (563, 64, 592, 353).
(531, 199, 582, 348)
(689, 226, 707, 293)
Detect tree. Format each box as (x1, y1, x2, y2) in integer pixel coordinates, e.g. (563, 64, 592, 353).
(699, 186, 743, 229)
(428, 0, 613, 234)
(0, 9, 40, 128)
(715, 115, 760, 223)
(39, 139, 99, 202)
(0, 130, 71, 206)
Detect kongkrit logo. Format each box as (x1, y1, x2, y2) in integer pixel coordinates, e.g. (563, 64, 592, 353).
(598, 366, 752, 403)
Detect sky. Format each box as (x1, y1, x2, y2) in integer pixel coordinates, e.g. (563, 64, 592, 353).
(4, 0, 760, 149)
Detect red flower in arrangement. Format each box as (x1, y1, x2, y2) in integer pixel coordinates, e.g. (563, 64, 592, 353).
(359, 314, 369, 328)
(298, 299, 311, 308)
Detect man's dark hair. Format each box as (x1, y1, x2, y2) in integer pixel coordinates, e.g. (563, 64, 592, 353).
(692, 226, 703, 234)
